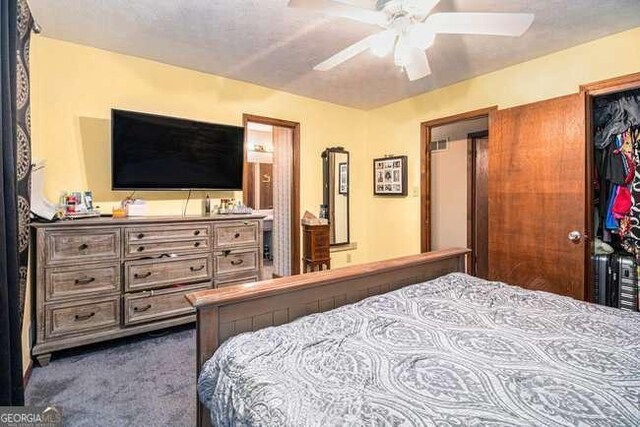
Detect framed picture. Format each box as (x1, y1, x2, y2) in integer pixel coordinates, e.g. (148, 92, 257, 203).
(373, 155, 407, 196)
(339, 162, 348, 194)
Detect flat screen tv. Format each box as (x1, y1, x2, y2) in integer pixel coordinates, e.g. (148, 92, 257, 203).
(111, 109, 244, 190)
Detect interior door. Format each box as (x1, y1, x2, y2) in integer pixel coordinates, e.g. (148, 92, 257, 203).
(488, 92, 587, 300)
(472, 134, 489, 279)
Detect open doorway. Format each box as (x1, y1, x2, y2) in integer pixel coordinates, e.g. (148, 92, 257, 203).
(420, 108, 494, 278)
(243, 114, 300, 278)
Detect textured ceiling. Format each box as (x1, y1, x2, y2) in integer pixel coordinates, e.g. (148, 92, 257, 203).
(28, 0, 640, 109)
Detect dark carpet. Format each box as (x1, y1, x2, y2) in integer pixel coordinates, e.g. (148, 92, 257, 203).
(26, 325, 196, 427)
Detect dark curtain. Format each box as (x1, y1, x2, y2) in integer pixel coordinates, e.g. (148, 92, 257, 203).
(1, 0, 32, 406)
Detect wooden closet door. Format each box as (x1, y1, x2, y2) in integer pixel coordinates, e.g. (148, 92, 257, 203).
(488, 93, 587, 300)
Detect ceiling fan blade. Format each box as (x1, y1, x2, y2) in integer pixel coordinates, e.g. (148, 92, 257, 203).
(337, 0, 377, 8)
(369, 29, 397, 57)
(288, 0, 386, 26)
(423, 12, 534, 36)
(314, 33, 378, 71)
(405, 47, 431, 81)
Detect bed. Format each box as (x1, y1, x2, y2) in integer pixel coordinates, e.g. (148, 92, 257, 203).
(186, 248, 640, 426)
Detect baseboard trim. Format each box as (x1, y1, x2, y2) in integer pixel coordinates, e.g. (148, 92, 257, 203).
(23, 360, 33, 388)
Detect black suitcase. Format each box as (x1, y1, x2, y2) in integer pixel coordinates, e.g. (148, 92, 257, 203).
(592, 254, 610, 305)
(614, 254, 638, 311)
(592, 253, 638, 310)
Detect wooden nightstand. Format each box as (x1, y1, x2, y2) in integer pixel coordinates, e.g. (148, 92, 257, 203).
(302, 223, 330, 273)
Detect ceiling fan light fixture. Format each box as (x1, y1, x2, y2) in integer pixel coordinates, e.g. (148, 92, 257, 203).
(370, 30, 396, 57)
(404, 0, 441, 18)
(408, 25, 435, 50)
(292, 0, 535, 82)
(393, 38, 410, 67)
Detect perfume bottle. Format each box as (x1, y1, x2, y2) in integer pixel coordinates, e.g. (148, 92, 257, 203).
(203, 194, 211, 215)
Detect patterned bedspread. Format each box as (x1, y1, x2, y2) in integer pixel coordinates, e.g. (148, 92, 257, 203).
(198, 273, 640, 426)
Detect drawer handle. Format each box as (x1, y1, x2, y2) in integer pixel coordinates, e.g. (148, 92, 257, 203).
(222, 250, 231, 257)
(230, 259, 244, 266)
(78, 243, 89, 251)
(194, 242, 201, 248)
(137, 233, 145, 239)
(74, 312, 95, 321)
(133, 304, 152, 313)
(137, 246, 145, 252)
(234, 233, 240, 239)
(194, 230, 201, 236)
(159, 253, 178, 258)
(134, 272, 152, 279)
(190, 265, 205, 272)
(74, 277, 95, 285)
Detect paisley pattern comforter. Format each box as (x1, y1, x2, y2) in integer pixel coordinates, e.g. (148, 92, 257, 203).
(198, 273, 640, 426)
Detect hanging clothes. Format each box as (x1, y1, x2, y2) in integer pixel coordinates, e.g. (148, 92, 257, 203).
(613, 186, 632, 219)
(605, 185, 620, 231)
(606, 135, 630, 185)
(603, 134, 632, 232)
(622, 127, 640, 258)
(594, 88, 640, 249)
(615, 129, 637, 240)
(594, 91, 640, 149)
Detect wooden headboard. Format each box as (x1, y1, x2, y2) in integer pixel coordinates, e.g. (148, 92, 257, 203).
(186, 247, 469, 427)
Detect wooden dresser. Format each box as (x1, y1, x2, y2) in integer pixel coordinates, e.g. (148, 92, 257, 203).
(31, 215, 263, 365)
(302, 223, 330, 273)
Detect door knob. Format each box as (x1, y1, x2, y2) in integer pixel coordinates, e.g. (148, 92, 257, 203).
(568, 231, 582, 243)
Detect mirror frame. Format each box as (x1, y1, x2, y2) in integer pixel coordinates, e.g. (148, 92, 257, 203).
(322, 147, 350, 246)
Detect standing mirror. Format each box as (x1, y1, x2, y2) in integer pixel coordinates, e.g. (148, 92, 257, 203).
(322, 147, 350, 245)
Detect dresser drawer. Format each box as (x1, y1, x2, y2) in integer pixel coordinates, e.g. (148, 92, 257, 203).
(124, 255, 212, 292)
(213, 221, 260, 249)
(45, 229, 120, 265)
(215, 275, 259, 288)
(214, 248, 260, 276)
(123, 282, 211, 326)
(45, 263, 120, 301)
(124, 238, 209, 258)
(125, 224, 210, 244)
(45, 296, 120, 339)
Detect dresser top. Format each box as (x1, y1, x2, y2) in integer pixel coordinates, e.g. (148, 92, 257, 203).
(31, 214, 265, 229)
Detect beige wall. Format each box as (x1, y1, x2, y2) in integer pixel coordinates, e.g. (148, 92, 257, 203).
(430, 117, 488, 250)
(430, 138, 468, 249)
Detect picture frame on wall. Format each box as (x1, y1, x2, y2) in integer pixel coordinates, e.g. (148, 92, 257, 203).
(339, 162, 348, 195)
(373, 155, 407, 196)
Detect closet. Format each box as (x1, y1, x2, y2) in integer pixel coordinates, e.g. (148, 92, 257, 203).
(488, 72, 640, 308)
(591, 85, 640, 310)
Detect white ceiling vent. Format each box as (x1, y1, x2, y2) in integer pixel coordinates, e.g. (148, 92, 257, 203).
(430, 138, 448, 152)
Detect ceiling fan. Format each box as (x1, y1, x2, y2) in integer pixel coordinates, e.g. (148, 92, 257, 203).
(288, 0, 534, 81)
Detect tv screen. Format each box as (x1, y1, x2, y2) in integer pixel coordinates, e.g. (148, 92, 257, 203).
(111, 109, 244, 190)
